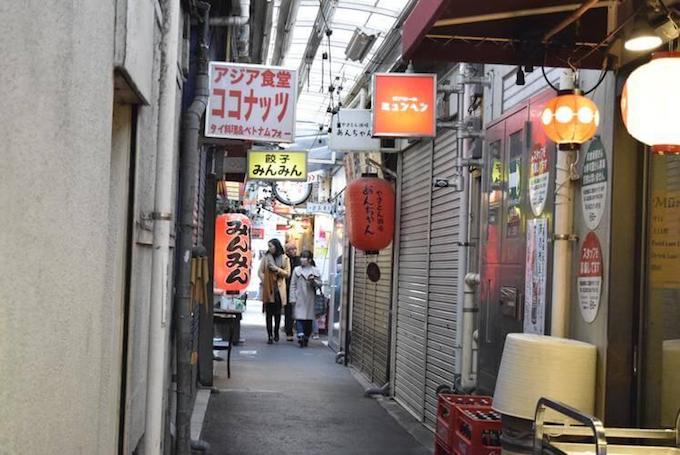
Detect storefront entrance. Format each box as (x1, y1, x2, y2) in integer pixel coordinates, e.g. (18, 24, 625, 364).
(640, 153, 680, 428)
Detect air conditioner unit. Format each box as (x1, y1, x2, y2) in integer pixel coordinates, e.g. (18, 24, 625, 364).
(345, 27, 378, 63)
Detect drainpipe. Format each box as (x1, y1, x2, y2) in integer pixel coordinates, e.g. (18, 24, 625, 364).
(462, 273, 480, 390)
(175, 3, 210, 455)
(453, 63, 471, 390)
(209, 0, 250, 59)
(451, 63, 487, 391)
(550, 70, 578, 338)
(143, 0, 181, 453)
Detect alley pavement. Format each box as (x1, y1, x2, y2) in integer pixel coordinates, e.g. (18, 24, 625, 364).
(201, 310, 432, 455)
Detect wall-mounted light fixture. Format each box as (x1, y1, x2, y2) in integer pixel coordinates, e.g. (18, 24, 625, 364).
(624, 19, 663, 51)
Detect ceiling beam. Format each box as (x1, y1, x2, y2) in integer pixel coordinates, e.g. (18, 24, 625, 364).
(433, 2, 612, 28)
(271, 0, 298, 66)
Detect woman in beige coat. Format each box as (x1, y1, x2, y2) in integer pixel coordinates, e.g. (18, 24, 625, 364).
(258, 238, 290, 344)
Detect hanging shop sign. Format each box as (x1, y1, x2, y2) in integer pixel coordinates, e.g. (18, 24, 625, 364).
(524, 218, 548, 334)
(307, 170, 325, 184)
(251, 227, 265, 240)
(307, 202, 334, 215)
(529, 145, 550, 216)
(247, 150, 307, 182)
(206, 62, 297, 143)
(649, 190, 680, 289)
(577, 231, 604, 323)
(581, 137, 608, 230)
(330, 109, 381, 151)
(214, 213, 252, 293)
(345, 175, 395, 253)
(372, 73, 436, 138)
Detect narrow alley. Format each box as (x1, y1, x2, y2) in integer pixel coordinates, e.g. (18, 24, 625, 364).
(3, 1, 680, 455)
(199, 306, 432, 455)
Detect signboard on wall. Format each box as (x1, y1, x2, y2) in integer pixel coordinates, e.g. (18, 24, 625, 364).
(206, 62, 297, 142)
(247, 150, 307, 181)
(330, 109, 381, 151)
(578, 231, 604, 323)
(650, 190, 680, 288)
(529, 145, 549, 216)
(581, 137, 608, 230)
(524, 218, 547, 334)
(372, 73, 436, 137)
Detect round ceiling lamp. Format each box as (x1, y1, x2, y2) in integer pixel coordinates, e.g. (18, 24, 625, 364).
(624, 20, 663, 52)
(621, 52, 680, 154)
(541, 89, 600, 150)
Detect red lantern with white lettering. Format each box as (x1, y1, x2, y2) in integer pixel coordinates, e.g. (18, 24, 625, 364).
(621, 51, 680, 154)
(345, 174, 395, 254)
(214, 213, 252, 293)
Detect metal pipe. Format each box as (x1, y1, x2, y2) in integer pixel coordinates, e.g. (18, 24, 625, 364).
(175, 3, 210, 454)
(462, 273, 480, 390)
(143, 0, 182, 453)
(550, 147, 576, 337)
(453, 63, 471, 388)
(210, 16, 248, 26)
(550, 71, 577, 338)
(543, 0, 600, 43)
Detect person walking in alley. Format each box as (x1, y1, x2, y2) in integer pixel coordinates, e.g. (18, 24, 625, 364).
(259, 239, 291, 344)
(284, 243, 301, 342)
(289, 250, 322, 348)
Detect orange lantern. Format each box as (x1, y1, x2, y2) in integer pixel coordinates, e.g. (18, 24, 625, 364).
(214, 213, 252, 293)
(541, 90, 599, 149)
(345, 174, 395, 254)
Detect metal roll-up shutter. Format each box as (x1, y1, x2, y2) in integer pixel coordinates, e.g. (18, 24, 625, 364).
(394, 140, 433, 419)
(424, 131, 460, 426)
(393, 132, 461, 429)
(350, 247, 393, 385)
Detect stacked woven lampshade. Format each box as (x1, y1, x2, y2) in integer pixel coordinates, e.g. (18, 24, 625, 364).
(493, 334, 597, 422)
(662, 340, 680, 427)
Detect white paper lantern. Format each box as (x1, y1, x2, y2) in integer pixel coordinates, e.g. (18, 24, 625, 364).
(621, 52, 680, 155)
(493, 334, 597, 421)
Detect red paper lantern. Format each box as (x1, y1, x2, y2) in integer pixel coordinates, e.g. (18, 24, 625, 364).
(214, 213, 252, 293)
(345, 175, 395, 253)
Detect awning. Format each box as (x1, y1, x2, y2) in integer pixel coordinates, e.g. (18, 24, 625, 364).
(403, 0, 623, 69)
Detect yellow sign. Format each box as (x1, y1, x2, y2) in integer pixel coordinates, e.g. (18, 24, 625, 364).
(247, 150, 307, 181)
(650, 190, 680, 289)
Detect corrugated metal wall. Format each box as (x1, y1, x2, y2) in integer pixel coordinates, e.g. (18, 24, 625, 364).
(350, 245, 394, 386)
(393, 131, 460, 429)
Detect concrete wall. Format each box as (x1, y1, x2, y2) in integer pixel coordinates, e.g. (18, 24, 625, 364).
(0, 1, 118, 453)
(0, 1, 182, 453)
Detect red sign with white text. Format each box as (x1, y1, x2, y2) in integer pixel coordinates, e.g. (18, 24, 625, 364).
(206, 62, 297, 143)
(372, 73, 436, 137)
(578, 231, 603, 323)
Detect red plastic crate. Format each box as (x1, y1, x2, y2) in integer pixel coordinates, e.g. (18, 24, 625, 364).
(436, 395, 493, 452)
(434, 438, 451, 455)
(452, 405, 502, 455)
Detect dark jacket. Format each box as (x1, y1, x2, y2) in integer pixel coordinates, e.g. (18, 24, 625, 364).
(286, 254, 301, 299)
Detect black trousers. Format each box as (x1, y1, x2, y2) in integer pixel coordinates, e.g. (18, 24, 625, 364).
(265, 290, 282, 338)
(284, 301, 294, 336)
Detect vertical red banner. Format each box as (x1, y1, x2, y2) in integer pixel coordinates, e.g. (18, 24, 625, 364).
(214, 213, 252, 293)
